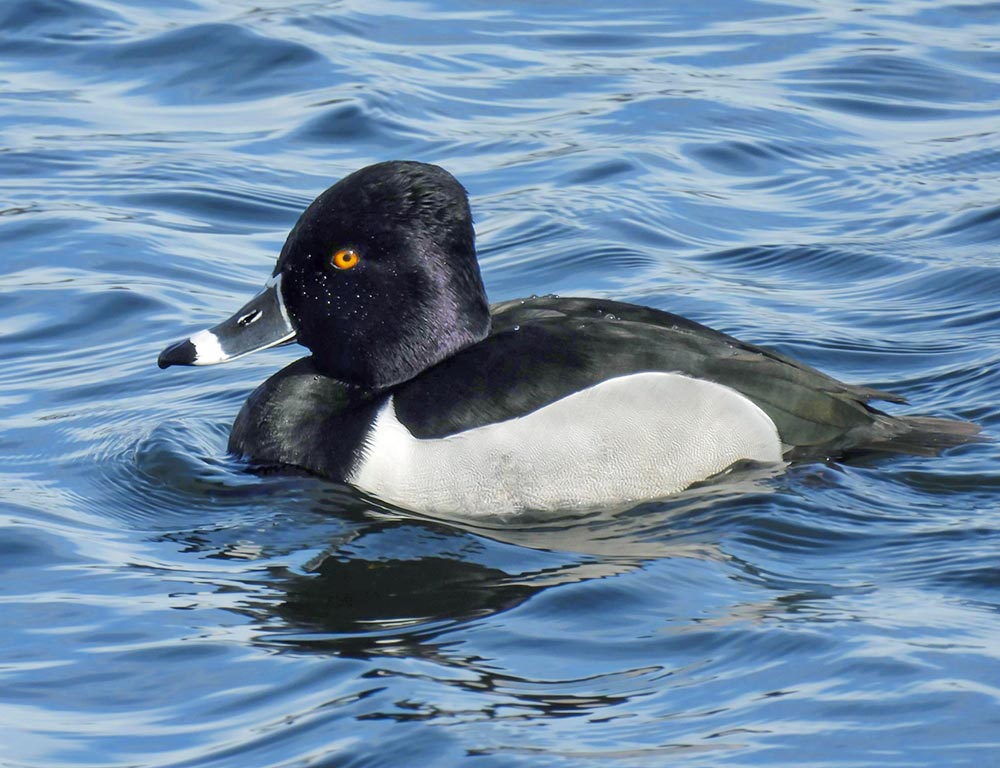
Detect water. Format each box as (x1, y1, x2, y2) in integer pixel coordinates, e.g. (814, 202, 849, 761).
(2, 0, 999, 765)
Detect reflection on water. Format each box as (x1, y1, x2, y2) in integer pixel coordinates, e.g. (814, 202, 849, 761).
(231, 465, 807, 657)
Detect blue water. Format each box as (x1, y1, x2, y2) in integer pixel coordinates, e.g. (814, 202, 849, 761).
(3, 0, 1000, 765)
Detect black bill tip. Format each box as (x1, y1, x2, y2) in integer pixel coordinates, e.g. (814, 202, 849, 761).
(158, 339, 197, 369)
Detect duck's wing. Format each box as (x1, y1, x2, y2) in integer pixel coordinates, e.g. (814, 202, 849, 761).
(491, 296, 905, 403)
(392, 296, 980, 457)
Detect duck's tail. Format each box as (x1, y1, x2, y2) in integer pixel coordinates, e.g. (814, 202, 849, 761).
(857, 413, 986, 457)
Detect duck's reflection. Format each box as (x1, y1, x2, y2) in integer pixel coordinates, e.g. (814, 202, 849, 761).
(278, 550, 537, 636)
(252, 464, 782, 654)
(176, 466, 817, 731)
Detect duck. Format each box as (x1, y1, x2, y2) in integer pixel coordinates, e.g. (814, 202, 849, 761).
(158, 160, 982, 516)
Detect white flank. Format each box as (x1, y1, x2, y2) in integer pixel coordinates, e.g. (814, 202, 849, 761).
(347, 372, 783, 516)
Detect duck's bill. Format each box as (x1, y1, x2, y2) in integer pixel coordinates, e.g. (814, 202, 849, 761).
(158, 275, 296, 369)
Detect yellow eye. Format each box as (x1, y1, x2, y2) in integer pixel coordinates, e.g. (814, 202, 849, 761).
(331, 248, 360, 270)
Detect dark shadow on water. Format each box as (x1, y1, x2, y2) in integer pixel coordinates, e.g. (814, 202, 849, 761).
(219, 464, 785, 657)
(277, 552, 539, 642)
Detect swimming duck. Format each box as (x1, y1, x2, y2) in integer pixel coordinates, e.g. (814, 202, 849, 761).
(158, 161, 981, 515)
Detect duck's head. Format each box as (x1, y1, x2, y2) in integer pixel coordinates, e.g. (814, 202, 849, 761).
(158, 161, 491, 390)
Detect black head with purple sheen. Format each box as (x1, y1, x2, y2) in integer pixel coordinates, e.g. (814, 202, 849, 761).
(277, 161, 490, 389)
(158, 161, 492, 390)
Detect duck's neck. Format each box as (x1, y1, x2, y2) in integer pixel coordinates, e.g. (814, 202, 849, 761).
(314, 292, 492, 391)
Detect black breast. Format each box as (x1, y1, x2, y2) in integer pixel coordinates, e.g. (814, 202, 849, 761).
(228, 357, 385, 480)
